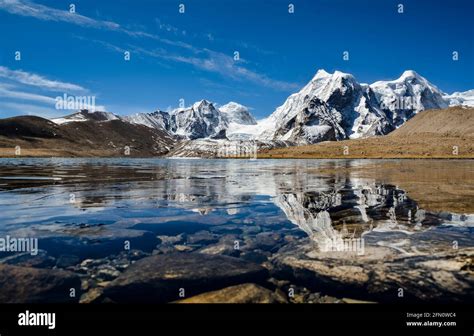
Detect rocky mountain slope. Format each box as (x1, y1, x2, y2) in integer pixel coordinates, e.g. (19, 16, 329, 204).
(43, 70, 474, 148)
(126, 100, 257, 140)
(260, 106, 474, 159)
(256, 70, 450, 145)
(388, 106, 474, 138)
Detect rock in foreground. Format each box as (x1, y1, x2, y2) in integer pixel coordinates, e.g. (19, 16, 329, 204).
(272, 241, 474, 303)
(103, 253, 268, 303)
(0, 264, 80, 303)
(176, 283, 287, 303)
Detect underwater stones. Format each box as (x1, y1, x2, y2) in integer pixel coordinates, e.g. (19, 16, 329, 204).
(103, 253, 268, 303)
(0, 264, 80, 303)
(175, 283, 287, 303)
(197, 234, 241, 257)
(186, 230, 219, 245)
(0, 249, 56, 268)
(271, 240, 474, 303)
(55, 254, 80, 268)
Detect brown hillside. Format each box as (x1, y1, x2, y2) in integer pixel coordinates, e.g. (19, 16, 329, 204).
(389, 106, 474, 138)
(0, 116, 176, 157)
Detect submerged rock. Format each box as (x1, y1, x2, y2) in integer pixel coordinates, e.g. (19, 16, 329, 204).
(243, 232, 284, 252)
(197, 234, 241, 257)
(103, 253, 268, 303)
(240, 250, 270, 263)
(95, 265, 121, 281)
(0, 264, 80, 303)
(56, 254, 80, 268)
(175, 283, 287, 303)
(187, 230, 218, 245)
(0, 250, 56, 268)
(272, 240, 474, 303)
(79, 287, 104, 304)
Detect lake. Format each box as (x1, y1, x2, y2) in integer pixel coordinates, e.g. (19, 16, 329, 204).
(0, 158, 472, 303)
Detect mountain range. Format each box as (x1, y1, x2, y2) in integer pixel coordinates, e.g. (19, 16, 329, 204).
(51, 70, 473, 145)
(1, 69, 473, 157)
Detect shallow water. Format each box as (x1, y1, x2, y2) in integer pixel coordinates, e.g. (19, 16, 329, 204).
(0, 158, 472, 303)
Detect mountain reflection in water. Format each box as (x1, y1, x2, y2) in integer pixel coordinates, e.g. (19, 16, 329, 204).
(0, 158, 472, 303)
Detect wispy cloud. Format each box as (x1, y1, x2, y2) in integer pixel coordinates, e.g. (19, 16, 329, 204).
(86, 39, 300, 91)
(1, 0, 298, 91)
(0, 0, 121, 30)
(0, 83, 56, 104)
(0, 66, 105, 117)
(0, 0, 196, 50)
(0, 66, 87, 93)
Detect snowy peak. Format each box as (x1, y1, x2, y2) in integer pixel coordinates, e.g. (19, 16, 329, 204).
(124, 110, 170, 131)
(444, 89, 474, 107)
(399, 70, 421, 80)
(125, 100, 258, 140)
(49, 70, 472, 146)
(169, 100, 226, 139)
(52, 110, 120, 125)
(370, 70, 448, 126)
(259, 69, 379, 143)
(219, 102, 257, 125)
(258, 68, 456, 144)
(312, 69, 331, 80)
(191, 99, 214, 111)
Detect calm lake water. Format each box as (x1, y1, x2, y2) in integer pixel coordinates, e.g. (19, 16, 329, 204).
(0, 158, 472, 303)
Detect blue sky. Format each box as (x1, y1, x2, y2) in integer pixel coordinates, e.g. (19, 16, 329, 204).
(0, 0, 472, 119)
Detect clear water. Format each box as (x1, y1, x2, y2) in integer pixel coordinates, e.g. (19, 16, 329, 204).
(0, 158, 472, 302)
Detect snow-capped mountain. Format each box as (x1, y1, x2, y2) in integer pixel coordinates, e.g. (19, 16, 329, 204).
(49, 70, 472, 149)
(219, 102, 257, 125)
(124, 110, 170, 130)
(370, 70, 448, 127)
(126, 100, 258, 140)
(256, 70, 453, 144)
(52, 110, 121, 125)
(126, 100, 229, 139)
(257, 70, 390, 143)
(169, 100, 227, 139)
(443, 89, 474, 107)
(218, 102, 260, 140)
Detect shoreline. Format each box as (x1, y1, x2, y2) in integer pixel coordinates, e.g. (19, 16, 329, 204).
(1, 155, 474, 160)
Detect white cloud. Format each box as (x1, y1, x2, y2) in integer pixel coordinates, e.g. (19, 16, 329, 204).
(140, 47, 299, 91)
(1, 0, 298, 91)
(0, 67, 105, 117)
(0, 66, 87, 93)
(0, 0, 196, 50)
(0, 0, 120, 30)
(0, 84, 56, 104)
(90, 40, 300, 91)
